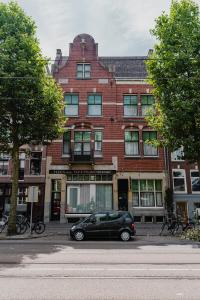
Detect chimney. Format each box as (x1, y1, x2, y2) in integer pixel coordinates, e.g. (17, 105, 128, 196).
(56, 49, 62, 60)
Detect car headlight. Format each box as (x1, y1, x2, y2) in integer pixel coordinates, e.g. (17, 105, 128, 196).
(71, 225, 76, 230)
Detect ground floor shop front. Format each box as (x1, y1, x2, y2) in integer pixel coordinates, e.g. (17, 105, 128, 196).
(44, 169, 167, 223)
(174, 194, 200, 221)
(0, 183, 45, 220)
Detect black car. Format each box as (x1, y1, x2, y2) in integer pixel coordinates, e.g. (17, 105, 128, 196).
(70, 211, 136, 241)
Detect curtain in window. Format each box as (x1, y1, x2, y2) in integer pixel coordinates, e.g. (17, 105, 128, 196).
(125, 142, 138, 155)
(88, 105, 101, 116)
(124, 106, 137, 116)
(96, 185, 112, 211)
(79, 185, 90, 212)
(140, 192, 155, 207)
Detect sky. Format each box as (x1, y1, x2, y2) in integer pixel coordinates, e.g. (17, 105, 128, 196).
(2, 0, 200, 60)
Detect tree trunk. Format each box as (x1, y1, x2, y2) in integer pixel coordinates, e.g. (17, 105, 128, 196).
(7, 145, 19, 235)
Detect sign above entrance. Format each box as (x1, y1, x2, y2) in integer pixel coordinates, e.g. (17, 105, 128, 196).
(49, 170, 116, 175)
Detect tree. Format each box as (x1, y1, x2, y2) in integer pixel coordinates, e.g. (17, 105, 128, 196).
(146, 0, 200, 170)
(0, 2, 64, 235)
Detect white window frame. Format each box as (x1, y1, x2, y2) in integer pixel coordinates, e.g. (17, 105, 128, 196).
(172, 169, 187, 194)
(77, 63, 91, 79)
(67, 185, 80, 212)
(190, 170, 200, 194)
(132, 179, 163, 208)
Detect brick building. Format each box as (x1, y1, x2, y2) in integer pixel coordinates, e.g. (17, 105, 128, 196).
(44, 34, 168, 223)
(170, 148, 200, 220)
(0, 145, 46, 219)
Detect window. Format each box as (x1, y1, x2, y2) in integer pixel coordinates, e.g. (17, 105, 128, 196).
(30, 152, 42, 175)
(94, 131, 102, 156)
(17, 187, 28, 205)
(141, 95, 155, 116)
(0, 153, 9, 175)
(88, 94, 102, 116)
(143, 131, 158, 156)
(64, 94, 78, 116)
(191, 171, 200, 193)
(66, 184, 112, 213)
(123, 95, 138, 116)
(63, 131, 71, 155)
(74, 131, 91, 155)
(171, 147, 184, 161)
(125, 131, 139, 156)
(172, 169, 187, 193)
(132, 179, 163, 207)
(77, 63, 91, 79)
(19, 153, 25, 180)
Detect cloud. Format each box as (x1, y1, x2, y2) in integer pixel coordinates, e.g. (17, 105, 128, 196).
(1, 0, 200, 59)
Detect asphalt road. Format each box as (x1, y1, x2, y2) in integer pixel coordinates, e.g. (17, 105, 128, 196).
(0, 236, 200, 300)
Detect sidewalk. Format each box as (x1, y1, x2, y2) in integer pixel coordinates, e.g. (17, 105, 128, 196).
(0, 222, 162, 240)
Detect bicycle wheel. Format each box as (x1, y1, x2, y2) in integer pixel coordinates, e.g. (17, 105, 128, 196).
(159, 222, 166, 236)
(34, 222, 45, 234)
(16, 222, 22, 235)
(19, 222, 28, 234)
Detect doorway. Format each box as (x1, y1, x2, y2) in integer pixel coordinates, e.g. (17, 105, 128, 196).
(176, 201, 188, 222)
(118, 179, 128, 211)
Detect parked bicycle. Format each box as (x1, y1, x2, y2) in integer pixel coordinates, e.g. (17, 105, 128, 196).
(0, 214, 23, 234)
(159, 215, 177, 236)
(19, 215, 46, 234)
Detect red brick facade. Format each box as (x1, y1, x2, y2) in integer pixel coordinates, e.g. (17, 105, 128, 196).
(44, 34, 168, 223)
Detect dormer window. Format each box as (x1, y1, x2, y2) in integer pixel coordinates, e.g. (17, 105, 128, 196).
(77, 63, 91, 79)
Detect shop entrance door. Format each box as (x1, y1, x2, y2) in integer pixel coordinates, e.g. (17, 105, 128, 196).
(118, 179, 128, 211)
(176, 202, 188, 222)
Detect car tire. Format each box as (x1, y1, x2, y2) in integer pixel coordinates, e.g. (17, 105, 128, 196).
(74, 230, 85, 241)
(120, 230, 131, 241)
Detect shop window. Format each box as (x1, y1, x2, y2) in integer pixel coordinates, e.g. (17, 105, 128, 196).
(172, 169, 187, 193)
(132, 179, 163, 207)
(30, 152, 42, 175)
(66, 184, 112, 213)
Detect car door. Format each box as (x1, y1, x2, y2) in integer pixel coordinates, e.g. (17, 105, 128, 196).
(85, 213, 108, 238)
(106, 212, 123, 237)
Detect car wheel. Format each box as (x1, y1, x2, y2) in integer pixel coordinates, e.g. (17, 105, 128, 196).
(74, 230, 85, 241)
(120, 230, 131, 241)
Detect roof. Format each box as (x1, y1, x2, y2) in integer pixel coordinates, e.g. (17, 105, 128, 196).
(52, 56, 148, 79)
(99, 56, 147, 78)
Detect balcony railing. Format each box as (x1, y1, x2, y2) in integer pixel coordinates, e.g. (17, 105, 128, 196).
(69, 149, 94, 164)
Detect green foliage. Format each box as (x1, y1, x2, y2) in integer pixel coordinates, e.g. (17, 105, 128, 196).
(0, 2, 65, 234)
(0, 1, 64, 150)
(146, 0, 200, 163)
(181, 228, 200, 241)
